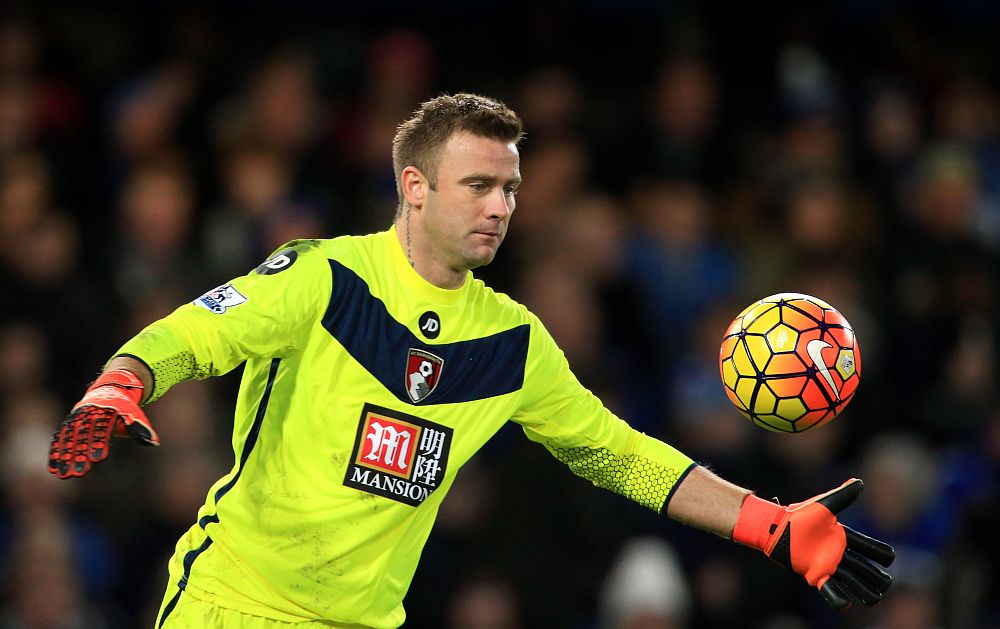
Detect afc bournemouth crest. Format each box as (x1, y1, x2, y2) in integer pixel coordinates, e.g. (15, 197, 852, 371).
(405, 348, 443, 403)
(343, 403, 453, 506)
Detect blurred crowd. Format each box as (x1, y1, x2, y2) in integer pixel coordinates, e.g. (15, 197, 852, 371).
(1, 2, 999, 628)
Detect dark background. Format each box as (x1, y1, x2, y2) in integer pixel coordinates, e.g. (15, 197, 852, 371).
(1, 1, 999, 627)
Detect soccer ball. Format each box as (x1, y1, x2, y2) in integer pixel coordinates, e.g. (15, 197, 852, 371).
(719, 293, 861, 433)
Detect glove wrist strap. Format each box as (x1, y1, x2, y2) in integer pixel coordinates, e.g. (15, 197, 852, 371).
(86, 369, 145, 404)
(733, 493, 785, 551)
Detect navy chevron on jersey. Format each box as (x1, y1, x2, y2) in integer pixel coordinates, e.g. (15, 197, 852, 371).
(118, 228, 696, 628)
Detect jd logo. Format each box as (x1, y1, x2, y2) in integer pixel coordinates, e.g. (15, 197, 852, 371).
(255, 249, 298, 275)
(418, 311, 441, 339)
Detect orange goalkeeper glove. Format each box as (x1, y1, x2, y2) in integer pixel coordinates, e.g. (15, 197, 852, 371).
(732, 478, 895, 609)
(48, 369, 159, 479)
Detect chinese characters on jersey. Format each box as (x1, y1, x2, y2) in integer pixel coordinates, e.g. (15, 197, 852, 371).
(344, 404, 453, 506)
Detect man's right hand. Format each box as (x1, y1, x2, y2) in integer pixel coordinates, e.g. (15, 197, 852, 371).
(733, 478, 895, 609)
(48, 369, 160, 479)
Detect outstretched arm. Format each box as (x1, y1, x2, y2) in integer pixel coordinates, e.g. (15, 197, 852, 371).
(511, 308, 894, 609)
(48, 240, 333, 479)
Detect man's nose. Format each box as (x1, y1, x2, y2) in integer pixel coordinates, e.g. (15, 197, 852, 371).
(487, 189, 513, 220)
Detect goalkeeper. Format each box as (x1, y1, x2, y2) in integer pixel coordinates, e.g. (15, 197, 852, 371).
(49, 93, 894, 628)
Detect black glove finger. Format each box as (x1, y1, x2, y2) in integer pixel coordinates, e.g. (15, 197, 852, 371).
(48, 422, 70, 476)
(817, 478, 863, 514)
(819, 578, 851, 610)
(842, 548, 892, 593)
(832, 562, 883, 606)
(63, 412, 97, 477)
(86, 407, 116, 461)
(845, 525, 895, 567)
(123, 418, 158, 446)
(56, 421, 75, 477)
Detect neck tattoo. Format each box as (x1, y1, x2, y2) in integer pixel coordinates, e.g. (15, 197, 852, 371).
(405, 203, 414, 268)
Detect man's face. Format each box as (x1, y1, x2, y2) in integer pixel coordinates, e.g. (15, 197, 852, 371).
(419, 131, 521, 272)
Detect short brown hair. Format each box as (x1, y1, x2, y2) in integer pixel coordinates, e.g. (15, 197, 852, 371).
(391, 93, 524, 210)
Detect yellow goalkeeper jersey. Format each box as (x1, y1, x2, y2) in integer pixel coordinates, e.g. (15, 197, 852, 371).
(117, 227, 696, 628)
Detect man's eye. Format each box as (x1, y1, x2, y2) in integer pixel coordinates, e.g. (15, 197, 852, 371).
(470, 183, 486, 192)
(504, 186, 518, 196)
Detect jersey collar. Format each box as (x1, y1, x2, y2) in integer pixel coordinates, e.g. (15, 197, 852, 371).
(385, 226, 470, 306)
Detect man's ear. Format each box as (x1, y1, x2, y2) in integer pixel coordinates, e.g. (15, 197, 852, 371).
(401, 166, 428, 209)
